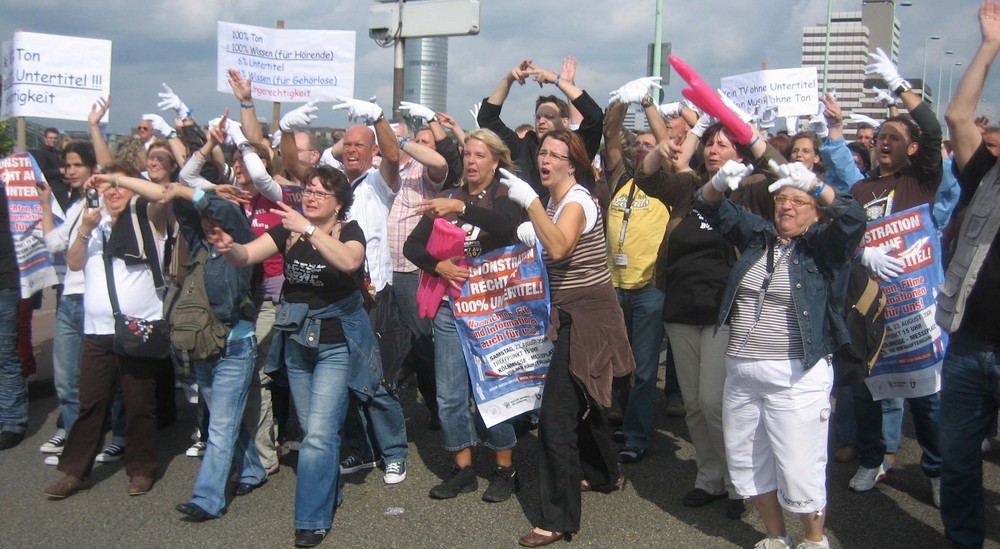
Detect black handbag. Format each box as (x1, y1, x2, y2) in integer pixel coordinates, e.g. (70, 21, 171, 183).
(102, 230, 171, 360)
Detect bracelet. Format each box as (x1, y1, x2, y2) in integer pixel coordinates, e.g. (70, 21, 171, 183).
(111, 175, 120, 188)
(460, 203, 467, 217)
(555, 73, 561, 86)
(240, 102, 254, 109)
(811, 182, 827, 199)
(399, 137, 409, 150)
(77, 231, 92, 241)
(749, 135, 761, 148)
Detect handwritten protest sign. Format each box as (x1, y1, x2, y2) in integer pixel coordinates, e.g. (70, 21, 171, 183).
(218, 22, 355, 103)
(863, 205, 945, 400)
(1, 32, 111, 122)
(452, 243, 552, 428)
(1, 152, 58, 297)
(720, 67, 819, 119)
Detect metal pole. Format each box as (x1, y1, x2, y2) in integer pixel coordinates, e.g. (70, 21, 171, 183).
(921, 35, 940, 103)
(937, 50, 953, 118)
(15, 117, 26, 153)
(393, 40, 404, 120)
(652, 0, 663, 103)
(272, 20, 284, 132)
(823, 0, 833, 91)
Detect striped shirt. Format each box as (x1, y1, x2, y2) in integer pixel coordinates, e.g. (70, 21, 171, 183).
(545, 185, 612, 293)
(727, 239, 804, 360)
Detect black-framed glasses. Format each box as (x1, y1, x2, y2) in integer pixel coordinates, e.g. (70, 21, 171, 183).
(537, 150, 569, 161)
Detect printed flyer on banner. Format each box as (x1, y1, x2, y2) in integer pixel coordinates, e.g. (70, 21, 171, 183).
(719, 67, 819, 120)
(2, 32, 112, 122)
(863, 204, 946, 400)
(218, 22, 355, 102)
(452, 243, 552, 428)
(0, 152, 58, 297)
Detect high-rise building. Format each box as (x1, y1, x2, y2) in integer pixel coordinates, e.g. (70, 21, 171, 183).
(403, 37, 448, 114)
(800, 0, 927, 137)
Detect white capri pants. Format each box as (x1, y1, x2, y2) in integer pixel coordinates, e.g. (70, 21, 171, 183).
(723, 355, 833, 514)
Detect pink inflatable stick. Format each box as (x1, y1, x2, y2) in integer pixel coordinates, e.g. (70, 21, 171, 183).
(416, 218, 467, 319)
(669, 55, 754, 145)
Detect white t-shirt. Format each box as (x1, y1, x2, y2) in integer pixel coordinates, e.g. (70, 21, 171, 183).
(80, 208, 166, 335)
(549, 185, 598, 231)
(347, 167, 397, 291)
(44, 197, 87, 295)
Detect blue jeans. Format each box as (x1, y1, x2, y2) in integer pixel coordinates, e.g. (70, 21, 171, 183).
(833, 385, 856, 446)
(343, 382, 409, 465)
(394, 271, 436, 410)
(615, 285, 664, 450)
(0, 287, 26, 434)
(53, 294, 84, 431)
(433, 302, 516, 451)
(284, 339, 351, 530)
(941, 330, 1000, 548)
(189, 336, 265, 517)
(852, 382, 885, 469)
(882, 397, 904, 453)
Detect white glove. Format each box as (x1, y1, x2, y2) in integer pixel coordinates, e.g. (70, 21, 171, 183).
(870, 86, 897, 107)
(331, 96, 383, 125)
(657, 101, 685, 118)
(758, 105, 778, 130)
(691, 112, 718, 139)
(398, 100, 436, 122)
(157, 83, 190, 120)
(784, 116, 799, 134)
(718, 90, 754, 124)
(270, 129, 282, 148)
(865, 47, 909, 92)
(142, 113, 174, 138)
(767, 160, 818, 193)
(860, 244, 905, 282)
(470, 101, 482, 128)
(207, 117, 246, 146)
(497, 168, 539, 209)
(280, 100, 319, 132)
(516, 221, 537, 247)
(709, 160, 753, 192)
(807, 114, 829, 139)
(849, 112, 881, 128)
(609, 76, 662, 105)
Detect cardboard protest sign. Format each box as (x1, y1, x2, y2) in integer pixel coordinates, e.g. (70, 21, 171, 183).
(0, 152, 58, 297)
(720, 67, 819, 120)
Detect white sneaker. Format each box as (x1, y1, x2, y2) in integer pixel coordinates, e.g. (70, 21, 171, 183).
(95, 443, 125, 463)
(931, 477, 941, 508)
(383, 461, 406, 485)
(40, 430, 66, 454)
(44, 455, 59, 466)
(796, 536, 830, 549)
(849, 463, 886, 492)
(186, 441, 206, 457)
(754, 536, 793, 549)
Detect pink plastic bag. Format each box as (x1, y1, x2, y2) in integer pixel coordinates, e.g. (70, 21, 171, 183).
(669, 54, 754, 145)
(416, 218, 467, 319)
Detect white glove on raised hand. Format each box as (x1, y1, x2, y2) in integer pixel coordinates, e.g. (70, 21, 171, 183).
(497, 168, 539, 209)
(865, 47, 909, 92)
(157, 83, 190, 120)
(470, 101, 482, 128)
(860, 244, 905, 282)
(609, 76, 662, 105)
(870, 86, 897, 107)
(850, 112, 881, 128)
(280, 100, 319, 132)
(399, 101, 436, 122)
(767, 160, 818, 193)
(691, 112, 718, 139)
(331, 96, 383, 125)
(758, 105, 779, 130)
(657, 101, 685, 118)
(709, 160, 753, 192)
(516, 221, 537, 247)
(207, 117, 247, 146)
(718, 90, 755, 124)
(142, 113, 174, 138)
(270, 129, 282, 148)
(807, 114, 829, 138)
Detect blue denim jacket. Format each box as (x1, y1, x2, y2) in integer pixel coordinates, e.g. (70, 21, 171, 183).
(694, 189, 867, 369)
(266, 292, 382, 401)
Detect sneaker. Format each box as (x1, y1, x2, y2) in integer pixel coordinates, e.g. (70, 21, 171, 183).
(40, 430, 66, 454)
(795, 536, 830, 549)
(95, 443, 125, 463)
(383, 461, 407, 485)
(611, 428, 625, 443)
(340, 455, 381, 474)
(44, 455, 60, 466)
(848, 463, 886, 492)
(186, 441, 206, 458)
(182, 382, 199, 404)
(429, 465, 478, 499)
(0, 430, 24, 450)
(294, 528, 328, 548)
(754, 536, 793, 549)
(931, 477, 941, 508)
(482, 465, 519, 502)
(618, 446, 646, 464)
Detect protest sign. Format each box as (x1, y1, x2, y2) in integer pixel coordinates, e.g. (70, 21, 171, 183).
(452, 243, 552, 428)
(0, 152, 58, 297)
(863, 204, 945, 400)
(218, 22, 355, 103)
(1, 32, 111, 122)
(720, 67, 819, 120)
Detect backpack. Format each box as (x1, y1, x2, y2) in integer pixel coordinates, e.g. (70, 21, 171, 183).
(832, 264, 887, 387)
(166, 247, 231, 363)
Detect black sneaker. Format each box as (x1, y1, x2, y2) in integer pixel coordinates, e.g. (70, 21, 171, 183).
(294, 528, 328, 548)
(482, 465, 519, 502)
(0, 431, 24, 450)
(429, 465, 478, 499)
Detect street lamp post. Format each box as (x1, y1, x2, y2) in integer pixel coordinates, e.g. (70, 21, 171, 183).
(948, 61, 963, 106)
(921, 35, 941, 102)
(822, 0, 833, 90)
(937, 50, 954, 116)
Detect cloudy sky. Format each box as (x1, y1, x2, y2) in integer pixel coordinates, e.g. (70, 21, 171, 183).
(0, 0, 992, 135)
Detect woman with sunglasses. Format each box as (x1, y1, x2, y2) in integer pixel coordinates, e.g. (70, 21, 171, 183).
(694, 160, 866, 549)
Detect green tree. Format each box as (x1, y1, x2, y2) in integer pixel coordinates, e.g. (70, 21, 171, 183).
(0, 120, 13, 157)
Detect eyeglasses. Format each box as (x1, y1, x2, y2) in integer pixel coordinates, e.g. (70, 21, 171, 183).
(138, 126, 152, 132)
(537, 150, 569, 161)
(302, 189, 335, 200)
(633, 141, 655, 150)
(147, 152, 173, 165)
(773, 195, 815, 207)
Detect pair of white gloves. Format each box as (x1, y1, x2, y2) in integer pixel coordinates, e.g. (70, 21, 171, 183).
(705, 159, 818, 194)
(278, 96, 387, 133)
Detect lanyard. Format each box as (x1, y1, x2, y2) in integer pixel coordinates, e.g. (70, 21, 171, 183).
(615, 181, 639, 250)
(752, 235, 796, 324)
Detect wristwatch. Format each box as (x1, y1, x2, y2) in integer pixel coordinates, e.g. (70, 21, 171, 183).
(303, 224, 316, 238)
(640, 95, 654, 108)
(893, 81, 912, 96)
